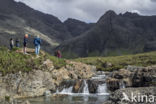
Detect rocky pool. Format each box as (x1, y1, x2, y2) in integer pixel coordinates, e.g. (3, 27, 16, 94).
(20, 73, 110, 104)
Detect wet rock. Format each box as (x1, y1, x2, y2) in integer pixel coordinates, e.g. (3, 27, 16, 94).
(106, 65, 156, 91)
(106, 78, 120, 91)
(58, 80, 75, 92)
(72, 80, 84, 93)
(88, 79, 105, 93)
(44, 90, 51, 96)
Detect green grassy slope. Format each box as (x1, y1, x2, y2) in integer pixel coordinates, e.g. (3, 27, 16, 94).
(0, 47, 66, 75)
(74, 51, 156, 71)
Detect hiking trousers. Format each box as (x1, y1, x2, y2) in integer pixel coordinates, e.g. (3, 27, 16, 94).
(35, 45, 40, 55)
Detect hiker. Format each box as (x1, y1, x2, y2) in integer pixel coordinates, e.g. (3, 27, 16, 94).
(34, 35, 41, 56)
(23, 34, 28, 54)
(56, 50, 62, 58)
(15, 38, 20, 47)
(10, 38, 14, 50)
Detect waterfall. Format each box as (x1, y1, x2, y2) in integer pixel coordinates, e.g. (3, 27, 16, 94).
(82, 80, 89, 94)
(57, 86, 73, 94)
(120, 81, 126, 89)
(92, 75, 106, 80)
(97, 83, 109, 95)
(56, 73, 110, 96)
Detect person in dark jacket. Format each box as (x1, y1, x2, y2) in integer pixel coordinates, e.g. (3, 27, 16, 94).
(10, 38, 14, 50)
(34, 35, 41, 56)
(23, 34, 28, 54)
(15, 39, 20, 47)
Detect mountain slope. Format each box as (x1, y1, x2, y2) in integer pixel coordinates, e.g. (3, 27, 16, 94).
(64, 18, 94, 37)
(57, 11, 156, 58)
(0, 0, 73, 53)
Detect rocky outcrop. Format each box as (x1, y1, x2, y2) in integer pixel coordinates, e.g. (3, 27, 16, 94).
(0, 60, 96, 100)
(104, 87, 156, 104)
(0, 70, 56, 99)
(106, 65, 156, 91)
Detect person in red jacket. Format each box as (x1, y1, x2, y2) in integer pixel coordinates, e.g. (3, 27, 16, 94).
(55, 50, 62, 58)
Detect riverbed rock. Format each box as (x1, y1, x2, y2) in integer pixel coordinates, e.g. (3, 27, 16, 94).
(72, 80, 84, 93)
(105, 87, 156, 104)
(88, 79, 105, 93)
(65, 60, 96, 79)
(106, 65, 156, 91)
(106, 78, 120, 91)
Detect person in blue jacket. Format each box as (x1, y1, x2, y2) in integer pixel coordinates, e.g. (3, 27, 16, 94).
(34, 35, 41, 56)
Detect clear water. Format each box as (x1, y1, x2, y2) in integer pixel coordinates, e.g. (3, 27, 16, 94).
(23, 94, 109, 104)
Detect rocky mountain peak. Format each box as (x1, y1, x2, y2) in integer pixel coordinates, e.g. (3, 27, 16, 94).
(98, 10, 117, 23)
(123, 11, 140, 17)
(104, 10, 117, 16)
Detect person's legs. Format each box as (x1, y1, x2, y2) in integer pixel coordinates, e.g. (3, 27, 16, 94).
(10, 45, 13, 50)
(24, 47, 27, 54)
(35, 46, 38, 55)
(37, 45, 40, 55)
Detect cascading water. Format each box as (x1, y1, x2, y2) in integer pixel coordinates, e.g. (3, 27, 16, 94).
(120, 81, 126, 89)
(56, 86, 73, 95)
(97, 83, 109, 95)
(56, 74, 109, 96)
(82, 80, 89, 94)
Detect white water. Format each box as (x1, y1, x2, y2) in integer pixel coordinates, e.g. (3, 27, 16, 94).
(120, 81, 126, 89)
(56, 74, 109, 96)
(58, 86, 73, 94)
(97, 83, 109, 95)
(82, 80, 89, 94)
(91, 75, 106, 80)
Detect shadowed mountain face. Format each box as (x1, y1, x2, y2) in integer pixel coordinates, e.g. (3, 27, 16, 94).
(0, 0, 94, 53)
(57, 11, 156, 58)
(0, 0, 73, 53)
(64, 18, 94, 37)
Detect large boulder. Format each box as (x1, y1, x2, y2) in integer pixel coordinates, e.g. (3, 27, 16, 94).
(0, 70, 56, 99)
(104, 87, 156, 104)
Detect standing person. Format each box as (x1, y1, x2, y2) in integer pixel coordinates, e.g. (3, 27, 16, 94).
(15, 38, 20, 47)
(10, 38, 14, 50)
(23, 34, 28, 54)
(34, 35, 41, 56)
(57, 50, 62, 58)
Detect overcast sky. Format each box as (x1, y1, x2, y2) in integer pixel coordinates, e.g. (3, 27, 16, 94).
(15, 0, 156, 23)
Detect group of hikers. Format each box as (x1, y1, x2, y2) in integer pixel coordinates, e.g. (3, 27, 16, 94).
(10, 34, 62, 58)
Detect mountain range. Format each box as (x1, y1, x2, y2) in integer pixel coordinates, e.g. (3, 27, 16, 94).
(0, 0, 156, 57)
(57, 11, 156, 58)
(0, 0, 92, 53)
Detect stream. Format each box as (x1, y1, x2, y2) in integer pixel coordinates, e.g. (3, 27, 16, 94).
(23, 73, 110, 104)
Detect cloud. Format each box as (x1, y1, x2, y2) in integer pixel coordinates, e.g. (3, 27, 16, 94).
(14, 0, 156, 22)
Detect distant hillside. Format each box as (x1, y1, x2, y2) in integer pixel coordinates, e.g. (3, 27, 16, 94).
(64, 18, 94, 37)
(0, 0, 72, 53)
(57, 10, 156, 58)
